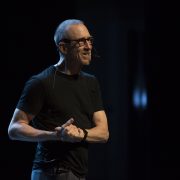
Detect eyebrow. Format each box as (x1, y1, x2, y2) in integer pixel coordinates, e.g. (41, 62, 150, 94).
(60, 36, 93, 43)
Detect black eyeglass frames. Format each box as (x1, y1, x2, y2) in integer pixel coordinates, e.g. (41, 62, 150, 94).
(60, 36, 94, 47)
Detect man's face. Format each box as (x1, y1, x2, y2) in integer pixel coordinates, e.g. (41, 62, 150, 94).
(65, 24, 93, 66)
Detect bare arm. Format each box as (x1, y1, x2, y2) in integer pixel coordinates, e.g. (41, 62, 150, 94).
(54, 111, 109, 143)
(8, 108, 58, 142)
(8, 108, 83, 142)
(85, 110, 109, 143)
(8, 108, 109, 143)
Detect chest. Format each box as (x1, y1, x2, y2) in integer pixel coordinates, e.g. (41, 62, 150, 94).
(44, 77, 94, 114)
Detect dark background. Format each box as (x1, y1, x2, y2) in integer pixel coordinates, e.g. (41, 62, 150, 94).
(2, 0, 179, 179)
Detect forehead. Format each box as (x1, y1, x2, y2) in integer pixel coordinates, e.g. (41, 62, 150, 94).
(65, 24, 91, 39)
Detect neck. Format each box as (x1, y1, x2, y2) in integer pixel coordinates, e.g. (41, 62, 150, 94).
(55, 59, 82, 75)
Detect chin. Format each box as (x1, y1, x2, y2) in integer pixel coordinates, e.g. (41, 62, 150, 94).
(81, 58, 91, 65)
(82, 60, 91, 65)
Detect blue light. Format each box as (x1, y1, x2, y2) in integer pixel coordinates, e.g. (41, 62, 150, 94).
(133, 88, 148, 109)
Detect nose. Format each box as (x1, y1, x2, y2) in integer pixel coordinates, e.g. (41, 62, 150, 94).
(84, 40, 92, 49)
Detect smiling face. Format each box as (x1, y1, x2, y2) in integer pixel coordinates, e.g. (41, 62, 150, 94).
(63, 24, 93, 66)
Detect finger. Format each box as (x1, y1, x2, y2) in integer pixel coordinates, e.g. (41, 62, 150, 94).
(78, 128, 81, 133)
(54, 126, 61, 131)
(62, 118, 74, 128)
(54, 118, 74, 131)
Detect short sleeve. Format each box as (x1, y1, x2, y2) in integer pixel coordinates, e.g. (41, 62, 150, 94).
(16, 77, 45, 115)
(91, 77, 104, 112)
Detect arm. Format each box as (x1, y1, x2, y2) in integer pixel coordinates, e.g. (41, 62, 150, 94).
(8, 108, 58, 142)
(85, 110, 109, 143)
(54, 111, 109, 143)
(8, 108, 82, 142)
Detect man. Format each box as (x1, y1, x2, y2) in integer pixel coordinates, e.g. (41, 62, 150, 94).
(8, 19, 109, 180)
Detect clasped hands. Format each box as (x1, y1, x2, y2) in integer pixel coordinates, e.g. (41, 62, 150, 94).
(55, 118, 84, 143)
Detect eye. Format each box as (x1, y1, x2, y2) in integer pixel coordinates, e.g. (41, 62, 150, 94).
(78, 39, 85, 43)
(77, 38, 86, 46)
(87, 37, 93, 44)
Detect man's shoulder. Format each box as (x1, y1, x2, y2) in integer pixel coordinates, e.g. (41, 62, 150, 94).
(25, 65, 54, 87)
(30, 65, 54, 81)
(80, 71, 96, 80)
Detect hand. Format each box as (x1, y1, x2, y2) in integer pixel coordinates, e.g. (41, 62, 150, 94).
(55, 118, 84, 142)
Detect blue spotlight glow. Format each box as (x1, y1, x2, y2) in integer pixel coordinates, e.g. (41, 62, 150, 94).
(133, 88, 148, 109)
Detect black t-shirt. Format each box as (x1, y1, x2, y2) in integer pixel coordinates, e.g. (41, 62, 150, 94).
(16, 65, 104, 177)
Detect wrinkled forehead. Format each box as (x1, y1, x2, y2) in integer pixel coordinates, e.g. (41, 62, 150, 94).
(65, 24, 91, 39)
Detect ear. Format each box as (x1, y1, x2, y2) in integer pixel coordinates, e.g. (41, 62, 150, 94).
(58, 42, 68, 55)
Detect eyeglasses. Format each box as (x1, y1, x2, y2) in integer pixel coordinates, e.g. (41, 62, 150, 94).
(60, 36, 94, 47)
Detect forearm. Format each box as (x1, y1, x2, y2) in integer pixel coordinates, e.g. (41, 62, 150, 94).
(85, 126, 109, 143)
(8, 122, 58, 142)
(85, 110, 109, 143)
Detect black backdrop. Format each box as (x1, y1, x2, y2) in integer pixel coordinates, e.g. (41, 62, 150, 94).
(2, 0, 179, 180)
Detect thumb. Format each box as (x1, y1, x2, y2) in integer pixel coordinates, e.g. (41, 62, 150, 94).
(61, 118, 74, 128)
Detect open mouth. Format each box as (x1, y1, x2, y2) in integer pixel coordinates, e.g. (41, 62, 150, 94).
(82, 52, 91, 56)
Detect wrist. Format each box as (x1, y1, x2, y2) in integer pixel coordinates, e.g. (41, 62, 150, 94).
(81, 128, 88, 142)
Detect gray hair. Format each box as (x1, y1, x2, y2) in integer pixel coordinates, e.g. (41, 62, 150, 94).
(54, 19, 84, 46)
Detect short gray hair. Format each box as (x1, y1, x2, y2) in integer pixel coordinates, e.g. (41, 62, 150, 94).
(54, 19, 84, 46)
